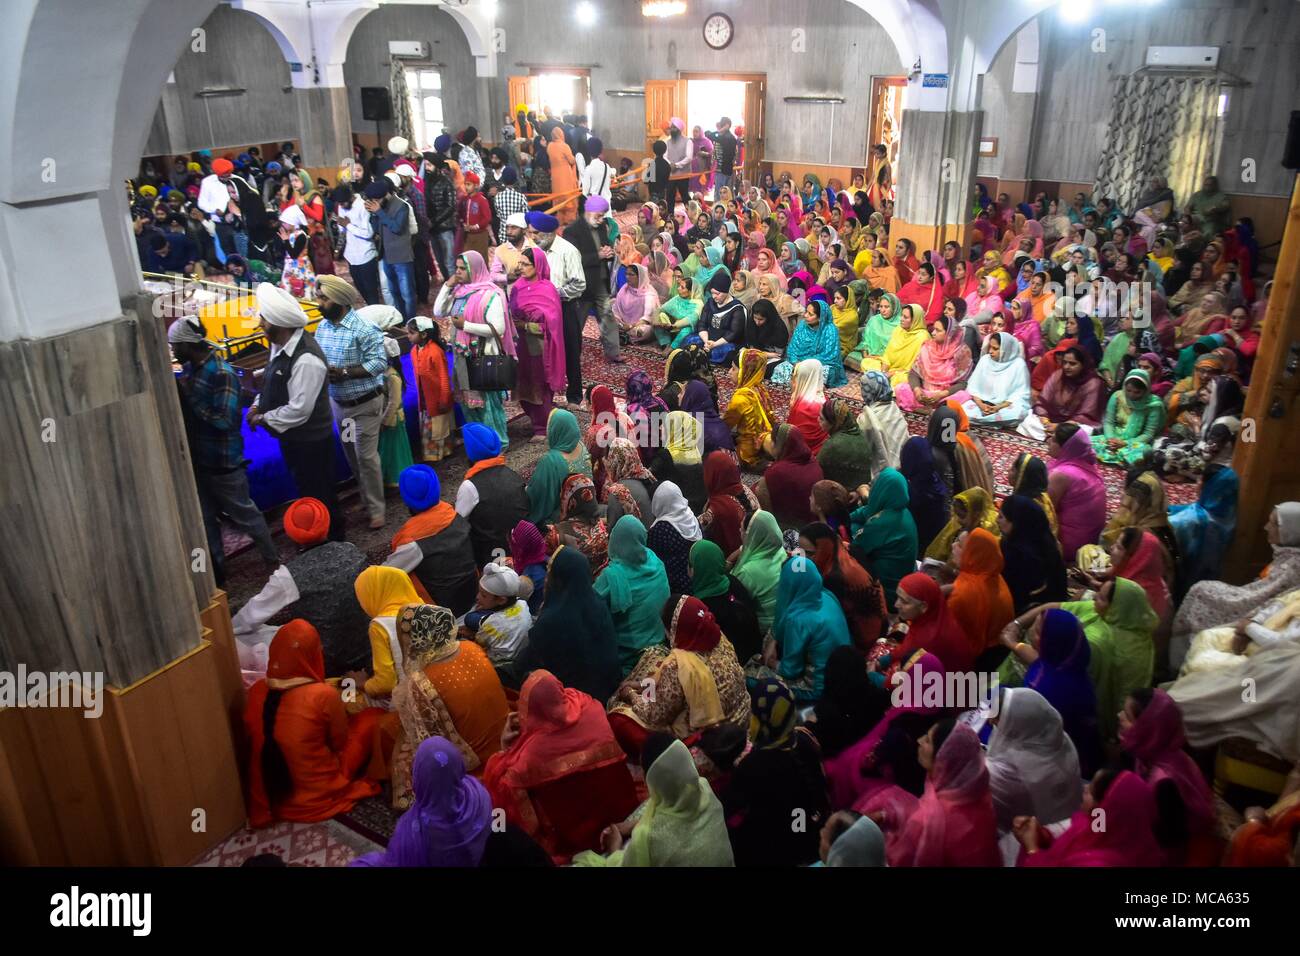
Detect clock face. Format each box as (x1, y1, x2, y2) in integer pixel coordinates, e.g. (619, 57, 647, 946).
(703, 13, 734, 50)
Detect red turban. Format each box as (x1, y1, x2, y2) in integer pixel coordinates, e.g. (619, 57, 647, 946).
(464, 171, 480, 186)
(212, 158, 234, 175)
(283, 497, 330, 545)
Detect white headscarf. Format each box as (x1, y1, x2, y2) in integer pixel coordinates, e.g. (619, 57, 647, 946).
(986, 688, 1082, 830)
(256, 282, 308, 328)
(789, 357, 826, 406)
(651, 481, 702, 542)
(966, 331, 1031, 406)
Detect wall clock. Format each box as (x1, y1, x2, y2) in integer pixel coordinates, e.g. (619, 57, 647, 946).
(703, 12, 734, 50)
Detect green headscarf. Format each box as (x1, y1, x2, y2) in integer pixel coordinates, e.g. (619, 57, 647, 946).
(594, 515, 671, 674)
(689, 539, 731, 600)
(526, 409, 585, 524)
(546, 408, 581, 452)
(731, 510, 785, 632)
(1112, 369, 1166, 441)
(860, 292, 903, 356)
(1099, 330, 1131, 382)
(849, 468, 918, 611)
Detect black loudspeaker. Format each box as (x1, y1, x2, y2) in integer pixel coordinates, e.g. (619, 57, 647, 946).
(361, 87, 392, 122)
(1284, 111, 1300, 171)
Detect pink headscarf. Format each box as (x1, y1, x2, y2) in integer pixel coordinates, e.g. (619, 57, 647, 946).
(456, 250, 517, 357)
(507, 247, 564, 391)
(1049, 427, 1106, 561)
(915, 312, 971, 390)
(754, 247, 788, 291)
(1115, 531, 1171, 618)
(1119, 689, 1217, 839)
(890, 724, 1001, 867)
(1022, 770, 1163, 866)
(612, 263, 659, 329)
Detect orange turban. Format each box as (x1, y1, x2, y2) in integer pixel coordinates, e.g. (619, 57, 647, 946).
(283, 497, 330, 545)
(212, 158, 234, 175)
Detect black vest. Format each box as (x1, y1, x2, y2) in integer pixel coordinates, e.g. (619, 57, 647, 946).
(467, 465, 530, 568)
(410, 514, 480, 617)
(283, 542, 372, 674)
(260, 331, 334, 443)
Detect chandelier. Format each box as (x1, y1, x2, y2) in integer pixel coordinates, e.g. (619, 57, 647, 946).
(642, 1, 687, 17)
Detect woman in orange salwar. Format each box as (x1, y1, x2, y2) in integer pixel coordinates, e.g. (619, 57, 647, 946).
(483, 670, 640, 862)
(547, 127, 579, 226)
(243, 620, 382, 828)
(387, 603, 510, 807)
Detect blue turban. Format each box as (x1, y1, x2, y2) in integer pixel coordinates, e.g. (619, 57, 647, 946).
(399, 464, 441, 512)
(526, 211, 559, 233)
(501, 166, 518, 185)
(462, 423, 501, 463)
(434, 134, 453, 153)
(363, 180, 389, 200)
(266, 161, 282, 174)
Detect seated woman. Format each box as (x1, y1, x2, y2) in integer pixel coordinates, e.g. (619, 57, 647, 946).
(865, 308, 933, 398)
(947, 528, 1016, 663)
(1118, 688, 1219, 865)
(526, 409, 592, 526)
(614, 263, 661, 345)
(688, 539, 763, 665)
(509, 520, 549, 616)
(999, 495, 1068, 614)
(482, 670, 640, 862)
(698, 452, 760, 552)
(755, 424, 824, 530)
(349, 736, 495, 867)
(848, 291, 903, 373)
(1015, 768, 1162, 866)
(800, 522, 888, 650)
(625, 369, 669, 466)
(925, 486, 1001, 563)
(897, 261, 946, 327)
(609, 595, 749, 750)
(659, 345, 716, 411)
(353, 566, 425, 703)
(723, 348, 776, 470)
(648, 481, 704, 593)
(679, 379, 734, 457)
(1224, 763, 1300, 866)
(1168, 420, 1240, 589)
(928, 401, 996, 496)
(723, 677, 830, 867)
(654, 410, 708, 512)
(961, 331, 1032, 430)
(759, 560, 853, 702)
(849, 468, 918, 613)
(740, 299, 790, 373)
(877, 721, 1002, 867)
(1155, 375, 1243, 483)
(1093, 369, 1166, 466)
(896, 311, 973, 413)
(900, 437, 952, 557)
(786, 358, 831, 455)
(602, 437, 658, 530)
(594, 515, 671, 676)
(885, 572, 975, 674)
(985, 687, 1082, 837)
(244, 620, 382, 828)
(829, 283, 861, 358)
(643, 272, 702, 349)
(694, 271, 747, 365)
(571, 736, 735, 867)
(1033, 346, 1106, 433)
(817, 398, 875, 492)
(769, 299, 848, 388)
(857, 372, 909, 477)
(1047, 423, 1107, 562)
(584, 385, 633, 499)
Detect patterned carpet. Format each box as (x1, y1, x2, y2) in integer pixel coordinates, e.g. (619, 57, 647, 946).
(192, 819, 381, 867)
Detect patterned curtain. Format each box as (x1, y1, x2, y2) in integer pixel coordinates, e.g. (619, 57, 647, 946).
(1094, 76, 1221, 210)
(389, 58, 415, 147)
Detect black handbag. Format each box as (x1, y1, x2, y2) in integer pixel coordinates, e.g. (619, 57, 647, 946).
(466, 321, 517, 392)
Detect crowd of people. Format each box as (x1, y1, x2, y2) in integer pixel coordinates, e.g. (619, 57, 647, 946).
(139, 110, 1300, 868)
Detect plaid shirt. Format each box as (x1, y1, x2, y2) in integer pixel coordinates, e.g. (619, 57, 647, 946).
(493, 186, 530, 238)
(181, 352, 244, 471)
(312, 310, 388, 402)
(403, 183, 428, 234)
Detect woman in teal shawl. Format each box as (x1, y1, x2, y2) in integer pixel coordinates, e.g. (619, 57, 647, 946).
(848, 467, 918, 612)
(654, 272, 704, 349)
(526, 409, 591, 524)
(681, 238, 709, 281)
(730, 510, 785, 633)
(1058, 577, 1157, 739)
(771, 558, 851, 702)
(594, 515, 672, 675)
(857, 291, 903, 359)
(769, 299, 847, 388)
(693, 242, 730, 292)
(1093, 368, 1166, 466)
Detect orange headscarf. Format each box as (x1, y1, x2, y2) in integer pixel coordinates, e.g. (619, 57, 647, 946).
(944, 399, 979, 458)
(947, 528, 1015, 655)
(265, 619, 326, 689)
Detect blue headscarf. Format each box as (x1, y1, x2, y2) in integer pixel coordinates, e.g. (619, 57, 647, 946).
(1023, 609, 1102, 776)
(1170, 460, 1239, 588)
(786, 300, 847, 388)
(1070, 308, 1104, 366)
(898, 436, 950, 554)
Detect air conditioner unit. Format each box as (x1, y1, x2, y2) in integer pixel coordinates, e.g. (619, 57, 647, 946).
(1145, 46, 1219, 70)
(389, 41, 429, 59)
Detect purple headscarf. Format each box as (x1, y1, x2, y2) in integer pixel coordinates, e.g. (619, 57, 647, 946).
(351, 737, 492, 867)
(679, 379, 735, 455)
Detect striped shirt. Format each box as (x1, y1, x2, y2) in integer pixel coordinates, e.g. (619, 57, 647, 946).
(312, 310, 388, 402)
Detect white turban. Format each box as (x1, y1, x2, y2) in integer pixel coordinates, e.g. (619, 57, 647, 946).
(505, 212, 527, 229)
(387, 136, 409, 155)
(356, 304, 406, 331)
(256, 282, 308, 328)
(480, 562, 520, 598)
(1275, 503, 1300, 547)
(167, 316, 211, 346)
(383, 337, 401, 359)
(384, 170, 403, 189)
(278, 204, 308, 229)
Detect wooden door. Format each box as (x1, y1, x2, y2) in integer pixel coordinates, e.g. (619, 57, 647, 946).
(507, 75, 538, 131)
(869, 76, 907, 166)
(644, 79, 686, 155)
(740, 77, 766, 187)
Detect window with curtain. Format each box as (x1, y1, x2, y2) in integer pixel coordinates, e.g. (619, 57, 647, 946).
(404, 67, 444, 150)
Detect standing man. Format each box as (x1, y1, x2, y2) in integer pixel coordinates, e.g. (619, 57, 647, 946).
(394, 161, 432, 308)
(168, 316, 279, 585)
(526, 211, 586, 407)
(492, 166, 529, 246)
(247, 283, 345, 541)
(197, 157, 263, 263)
(490, 212, 532, 289)
(422, 155, 457, 283)
(314, 275, 390, 531)
(563, 195, 621, 367)
(578, 137, 613, 210)
(364, 178, 416, 320)
(663, 118, 694, 216)
(713, 117, 738, 199)
(336, 181, 380, 305)
(457, 127, 485, 183)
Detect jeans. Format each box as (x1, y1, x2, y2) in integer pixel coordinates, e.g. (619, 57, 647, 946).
(330, 391, 386, 523)
(431, 230, 457, 282)
(195, 465, 278, 583)
(278, 435, 345, 541)
(413, 236, 433, 304)
(580, 287, 620, 361)
(382, 259, 417, 320)
(714, 172, 733, 198)
(349, 257, 381, 305)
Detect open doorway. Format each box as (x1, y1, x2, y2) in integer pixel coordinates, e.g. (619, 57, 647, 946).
(869, 76, 907, 202)
(533, 71, 593, 126)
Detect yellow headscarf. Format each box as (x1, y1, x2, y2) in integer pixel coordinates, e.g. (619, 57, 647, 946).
(925, 487, 1001, 562)
(881, 303, 932, 385)
(354, 566, 422, 619)
(665, 410, 704, 465)
(831, 283, 859, 356)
